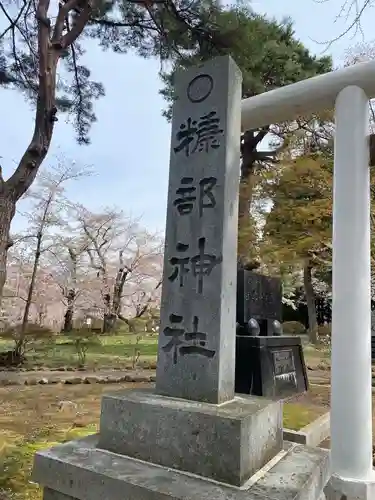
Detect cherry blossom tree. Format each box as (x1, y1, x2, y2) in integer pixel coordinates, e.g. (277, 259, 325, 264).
(0, 0, 233, 305)
(77, 207, 163, 332)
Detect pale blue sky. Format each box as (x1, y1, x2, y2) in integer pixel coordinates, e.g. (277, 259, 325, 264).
(1, 0, 374, 234)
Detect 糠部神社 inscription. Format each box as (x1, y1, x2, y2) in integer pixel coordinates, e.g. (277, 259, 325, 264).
(168, 237, 222, 294)
(174, 110, 223, 156)
(162, 314, 216, 365)
(156, 56, 241, 404)
(173, 176, 217, 216)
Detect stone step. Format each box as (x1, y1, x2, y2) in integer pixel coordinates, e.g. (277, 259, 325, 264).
(33, 434, 330, 500)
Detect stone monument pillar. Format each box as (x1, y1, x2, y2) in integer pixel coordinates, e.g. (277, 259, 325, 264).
(155, 55, 240, 405)
(32, 56, 330, 500)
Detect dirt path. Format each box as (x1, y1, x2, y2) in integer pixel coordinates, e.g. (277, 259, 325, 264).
(0, 382, 146, 445)
(306, 369, 330, 385)
(0, 367, 330, 387)
(0, 368, 156, 385)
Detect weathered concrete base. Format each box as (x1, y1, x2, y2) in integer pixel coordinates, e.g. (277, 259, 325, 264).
(98, 388, 282, 486)
(283, 412, 330, 447)
(34, 434, 330, 500)
(324, 473, 375, 500)
(44, 489, 74, 500)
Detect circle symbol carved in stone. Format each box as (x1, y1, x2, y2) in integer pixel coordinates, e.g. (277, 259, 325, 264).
(187, 74, 214, 103)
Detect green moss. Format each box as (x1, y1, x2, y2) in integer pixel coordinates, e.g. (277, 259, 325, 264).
(0, 425, 96, 500)
(283, 403, 323, 430)
(0, 403, 327, 500)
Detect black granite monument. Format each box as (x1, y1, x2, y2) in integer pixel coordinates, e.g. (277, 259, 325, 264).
(236, 269, 283, 336)
(235, 269, 308, 398)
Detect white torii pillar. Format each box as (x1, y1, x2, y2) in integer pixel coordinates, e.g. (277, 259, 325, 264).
(241, 60, 375, 498)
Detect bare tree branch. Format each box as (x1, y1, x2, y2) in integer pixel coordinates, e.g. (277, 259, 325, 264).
(313, 0, 372, 49)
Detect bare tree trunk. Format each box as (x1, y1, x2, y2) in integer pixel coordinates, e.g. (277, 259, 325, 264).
(38, 305, 46, 326)
(118, 316, 134, 332)
(0, 0, 94, 305)
(21, 231, 43, 334)
(117, 280, 162, 331)
(102, 293, 115, 333)
(0, 14, 58, 305)
(62, 248, 78, 333)
(303, 260, 318, 344)
(103, 251, 130, 334)
(237, 177, 256, 267)
(0, 194, 16, 308)
(63, 289, 75, 332)
(103, 313, 116, 333)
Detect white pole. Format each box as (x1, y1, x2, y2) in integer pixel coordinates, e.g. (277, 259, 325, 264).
(331, 85, 373, 480)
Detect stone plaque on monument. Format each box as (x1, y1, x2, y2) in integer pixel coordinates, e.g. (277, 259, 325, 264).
(235, 336, 309, 398)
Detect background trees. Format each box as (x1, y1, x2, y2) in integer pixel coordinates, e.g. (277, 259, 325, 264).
(77, 207, 162, 332)
(0, 170, 163, 334)
(3, 2, 370, 343)
(261, 154, 333, 342)
(0, 0, 237, 304)
(159, 5, 332, 266)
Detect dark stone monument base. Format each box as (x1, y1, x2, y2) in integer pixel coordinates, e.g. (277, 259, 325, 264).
(235, 336, 308, 399)
(236, 269, 282, 336)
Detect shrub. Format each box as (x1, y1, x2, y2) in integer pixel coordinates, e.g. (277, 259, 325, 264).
(318, 325, 331, 351)
(318, 324, 331, 337)
(0, 323, 54, 366)
(65, 329, 101, 367)
(282, 321, 306, 336)
(130, 335, 143, 368)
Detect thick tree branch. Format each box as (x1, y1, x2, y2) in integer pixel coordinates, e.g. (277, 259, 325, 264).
(90, 17, 158, 31)
(5, 0, 56, 199)
(52, 0, 71, 44)
(61, 0, 93, 48)
(133, 278, 162, 318)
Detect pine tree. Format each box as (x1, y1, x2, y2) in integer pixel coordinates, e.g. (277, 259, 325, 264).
(159, 6, 332, 266)
(262, 154, 333, 342)
(0, 0, 234, 302)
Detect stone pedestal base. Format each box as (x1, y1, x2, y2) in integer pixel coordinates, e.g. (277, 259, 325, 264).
(324, 473, 375, 500)
(33, 434, 330, 500)
(33, 389, 330, 500)
(98, 389, 282, 486)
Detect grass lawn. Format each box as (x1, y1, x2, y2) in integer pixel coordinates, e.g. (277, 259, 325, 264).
(0, 383, 329, 500)
(303, 343, 331, 370)
(0, 334, 331, 372)
(0, 383, 144, 500)
(0, 334, 159, 370)
(0, 337, 333, 498)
